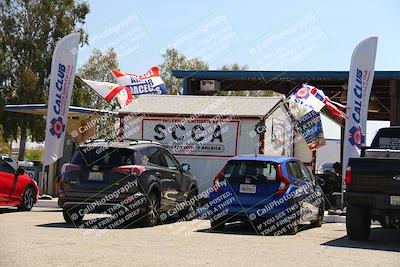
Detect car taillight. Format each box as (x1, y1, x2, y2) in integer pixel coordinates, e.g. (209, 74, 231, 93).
(213, 164, 227, 192)
(276, 164, 290, 195)
(61, 163, 81, 174)
(345, 166, 352, 185)
(112, 165, 145, 175)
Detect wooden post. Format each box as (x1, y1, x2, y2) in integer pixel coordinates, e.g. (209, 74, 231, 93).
(390, 80, 398, 125)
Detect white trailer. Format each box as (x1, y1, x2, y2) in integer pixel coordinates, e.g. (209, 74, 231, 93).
(119, 95, 313, 193)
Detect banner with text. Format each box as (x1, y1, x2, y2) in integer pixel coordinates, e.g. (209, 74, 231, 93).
(44, 33, 80, 166)
(142, 118, 239, 157)
(343, 37, 378, 177)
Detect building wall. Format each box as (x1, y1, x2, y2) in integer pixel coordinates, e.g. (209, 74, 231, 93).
(263, 105, 313, 169)
(263, 106, 294, 157)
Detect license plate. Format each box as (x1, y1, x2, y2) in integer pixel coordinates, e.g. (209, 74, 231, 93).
(88, 172, 104, 181)
(239, 184, 256, 194)
(390, 196, 400, 205)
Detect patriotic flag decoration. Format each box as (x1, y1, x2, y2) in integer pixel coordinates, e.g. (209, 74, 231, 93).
(81, 79, 133, 107)
(288, 96, 326, 151)
(111, 66, 168, 96)
(291, 84, 348, 120)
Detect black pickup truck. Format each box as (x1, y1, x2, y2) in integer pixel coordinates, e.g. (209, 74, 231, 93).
(345, 127, 400, 241)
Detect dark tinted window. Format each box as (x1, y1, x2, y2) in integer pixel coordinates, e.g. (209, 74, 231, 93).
(0, 159, 15, 174)
(287, 162, 302, 178)
(371, 128, 400, 149)
(288, 161, 314, 182)
(141, 147, 163, 166)
(298, 162, 314, 182)
(71, 147, 137, 166)
(225, 160, 277, 179)
(160, 150, 179, 170)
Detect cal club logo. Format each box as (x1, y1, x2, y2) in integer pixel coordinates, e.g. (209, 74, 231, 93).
(49, 116, 65, 139)
(348, 126, 365, 149)
(296, 86, 310, 100)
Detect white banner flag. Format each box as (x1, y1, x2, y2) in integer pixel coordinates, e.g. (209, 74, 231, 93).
(342, 37, 378, 176)
(44, 33, 80, 166)
(81, 79, 132, 107)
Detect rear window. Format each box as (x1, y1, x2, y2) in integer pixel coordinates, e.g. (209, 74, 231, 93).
(71, 147, 138, 166)
(371, 128, 400, 149)
(225, 160, 277, 179)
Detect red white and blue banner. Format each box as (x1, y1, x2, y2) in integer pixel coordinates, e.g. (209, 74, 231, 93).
(343, 37, 378, 175)
(81, 79, 132, 107)
(291, 84, 348, 120)
(44, 33, 80, 166)
(112, 66, 168, 96)
(288, 96, 326, 151)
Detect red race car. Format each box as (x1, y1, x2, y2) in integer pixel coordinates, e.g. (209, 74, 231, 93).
(0, 156, 39, 210)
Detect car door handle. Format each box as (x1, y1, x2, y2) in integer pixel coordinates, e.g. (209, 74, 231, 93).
(155, 172, 161, 177)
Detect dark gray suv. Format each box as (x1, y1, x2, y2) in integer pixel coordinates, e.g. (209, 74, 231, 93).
(59, 140, 198, 227)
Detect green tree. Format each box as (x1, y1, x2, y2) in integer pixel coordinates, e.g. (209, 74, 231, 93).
(73, 48, 119, 110)
(25, 149, 43, 161)
(159, 48, 209, 95)
(0, 0, 90, 160)
(73, 48, 120, 141)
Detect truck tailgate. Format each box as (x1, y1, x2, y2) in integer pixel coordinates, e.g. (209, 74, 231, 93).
(349, 158, 400, 195)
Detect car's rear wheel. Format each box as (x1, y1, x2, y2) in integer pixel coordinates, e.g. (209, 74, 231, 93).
(63, 208, 84, 225)
(210, 219, 226, 230)
(310, 204, 325, 228)
(17, 186, 35, 211)
(142, 191, 160, 227)
(346, 205, 371, 241)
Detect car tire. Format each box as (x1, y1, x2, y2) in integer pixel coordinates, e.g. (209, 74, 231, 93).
(346, 205, 371, 241)
(63, 208, 84, 225)
(142, 191, 160, 227)
(17, 186, 35, 211)
(310, 205, 325, 228)
(210, 219, 226, 230)
(178, 189, 198, 221)
(286, 223, 299, 235)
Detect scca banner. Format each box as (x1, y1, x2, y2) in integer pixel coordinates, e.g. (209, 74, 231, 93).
(112, 66, 168, 96)
(343, 37, 378, 176)
(44, 33, 80, 166)
(142, 118, 239, 157)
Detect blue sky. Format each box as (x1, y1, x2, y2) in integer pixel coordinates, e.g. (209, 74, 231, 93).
(80, 0, 398, 142)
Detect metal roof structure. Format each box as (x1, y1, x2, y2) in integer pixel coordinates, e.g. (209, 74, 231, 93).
(4, 104, 117, 117)
(172, 70, 400, 123)
(119, 95, 283, 118)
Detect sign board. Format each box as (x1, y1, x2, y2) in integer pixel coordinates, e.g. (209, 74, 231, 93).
(142, 118, 239, 157)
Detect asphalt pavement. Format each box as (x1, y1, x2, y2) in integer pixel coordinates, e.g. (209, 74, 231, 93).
(0, 200, 399, 267)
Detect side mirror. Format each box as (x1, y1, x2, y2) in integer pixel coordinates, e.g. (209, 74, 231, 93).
(16, 168, 25, 176)
(181, 163, 190, 172)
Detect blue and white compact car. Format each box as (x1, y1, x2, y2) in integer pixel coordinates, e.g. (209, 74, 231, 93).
(209, 155, 325, 234)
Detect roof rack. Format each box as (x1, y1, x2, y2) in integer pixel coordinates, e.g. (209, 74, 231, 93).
(84, 139, 113, 144)
(123, 138, 162, 146)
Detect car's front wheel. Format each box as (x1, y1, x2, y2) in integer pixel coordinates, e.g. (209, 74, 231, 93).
(178, 189, 198, 221)
(17, 186, 35, 211)
(210, 219, 226, 230)
(346, 205, 371, 241)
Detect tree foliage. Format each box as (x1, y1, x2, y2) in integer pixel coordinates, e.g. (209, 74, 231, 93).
(0, 0, 90, 159)
(73, 48, 119, 110)
(159, 48, 209, 95)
